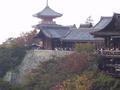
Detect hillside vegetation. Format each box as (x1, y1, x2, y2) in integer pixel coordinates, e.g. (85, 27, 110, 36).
(0, 30, 120, 90)
(22, 44, 120, 90)
(0, 30, 36, 89)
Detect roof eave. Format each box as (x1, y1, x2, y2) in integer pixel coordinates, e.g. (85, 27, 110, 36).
(33, 6, 63, 18)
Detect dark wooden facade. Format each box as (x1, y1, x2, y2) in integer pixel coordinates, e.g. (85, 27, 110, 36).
(92, 13, 120, 76)
(35, 30, 76, 50)
(34, 25, 103, 50)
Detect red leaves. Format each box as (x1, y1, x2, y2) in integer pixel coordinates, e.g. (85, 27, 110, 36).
(26, 53, 91, 90)
(14, 29, 37, 47)
(60, 53, 89, 73)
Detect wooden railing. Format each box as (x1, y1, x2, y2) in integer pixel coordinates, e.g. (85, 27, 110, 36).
(97, 49, 120, 57)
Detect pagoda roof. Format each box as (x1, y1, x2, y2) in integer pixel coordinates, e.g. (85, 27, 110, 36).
(34, 6, 62, 18)
(33, 23, 69, 30)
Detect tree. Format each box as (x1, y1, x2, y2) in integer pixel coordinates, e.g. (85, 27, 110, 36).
(15, 29, 37, 47)
(85, 16, 93, 24)
(24, 52, 90, 90)
(2, 29, 37, 48)
(75, 43, 95, 54)
(0, 46, 26, 77)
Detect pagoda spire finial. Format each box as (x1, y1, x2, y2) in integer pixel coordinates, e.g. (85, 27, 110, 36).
(46, 0, 49, 7)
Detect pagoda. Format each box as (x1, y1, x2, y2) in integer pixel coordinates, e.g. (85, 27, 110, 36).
(33, 1, 102, 50)
(33, 0, 62, 25)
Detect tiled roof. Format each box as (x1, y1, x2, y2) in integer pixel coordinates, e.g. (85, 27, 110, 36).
(39, 27, 103, 41)
(94, 17, 112, 30)
(91, 31, 120, 36)
(34, 6, 62, 18)
(79, 23, 93, 28)
(92, 13, 120, 36)
(41, 29, 70, 38)
(62, 28, 103, 41)
(33, 24, 69, 30)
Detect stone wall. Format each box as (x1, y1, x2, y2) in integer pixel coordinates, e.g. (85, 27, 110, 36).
(5, 50, 73, 84)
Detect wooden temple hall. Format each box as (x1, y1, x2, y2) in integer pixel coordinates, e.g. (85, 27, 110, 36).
(92, 13, 120, 76)
(92, 13, 120, 56)
(92, 13, 120, 50)
(33, 2, 103, 50)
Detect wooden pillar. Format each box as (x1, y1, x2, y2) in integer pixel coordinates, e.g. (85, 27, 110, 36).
(104, 37, 107, 48)
(105, 37, 111, 48)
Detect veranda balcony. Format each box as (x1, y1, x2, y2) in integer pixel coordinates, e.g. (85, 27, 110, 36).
(97, 49, 120, 58)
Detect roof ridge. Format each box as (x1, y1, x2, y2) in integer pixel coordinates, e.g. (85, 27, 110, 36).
(101, 16, 112, 19)
(62, 30, 72, 38)
(93, 16, 112, 29)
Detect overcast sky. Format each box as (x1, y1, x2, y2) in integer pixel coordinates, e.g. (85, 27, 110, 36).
(0, 0, 120, 43)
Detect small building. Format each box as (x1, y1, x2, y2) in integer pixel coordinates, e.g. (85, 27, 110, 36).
(33, 3, 103, 50)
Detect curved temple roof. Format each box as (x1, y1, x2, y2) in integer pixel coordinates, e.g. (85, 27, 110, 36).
(62, 28, 103, 41)
(40, 29, 70, 38)
(34, 6, 62, 18)
(37, 28, 103, 42)
(92, 13, 120, 36)
(94, 17, 112, 30)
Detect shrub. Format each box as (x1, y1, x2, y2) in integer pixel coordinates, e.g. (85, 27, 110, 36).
(92, 72, 120, 90)
(61, 72, 93, 90)
(0, 78, 25, 90)
(75, 43, 95, 53)
(0, 46, 26, 77)
(25, 53, 90, 90)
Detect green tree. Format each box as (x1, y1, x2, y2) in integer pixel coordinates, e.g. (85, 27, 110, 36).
(75, 43, 95, 54)
(0, 46, 26, 77)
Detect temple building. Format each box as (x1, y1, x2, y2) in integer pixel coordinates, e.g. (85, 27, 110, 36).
(92, 13, 120, 49)
(33, 2, 103, 50)
(92, 13, 120, 76)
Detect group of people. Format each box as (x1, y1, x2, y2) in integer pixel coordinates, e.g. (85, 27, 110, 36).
(54, 47, 73, 51)
(98, 47, 120, 55)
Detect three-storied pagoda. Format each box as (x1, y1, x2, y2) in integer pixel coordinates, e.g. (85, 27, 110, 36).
(33, 2, 70, 50)
(33, 0, 62, 25)
(33, 1, 103, 50)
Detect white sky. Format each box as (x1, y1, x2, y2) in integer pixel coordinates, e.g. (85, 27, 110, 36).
(0, 0, 120, 43)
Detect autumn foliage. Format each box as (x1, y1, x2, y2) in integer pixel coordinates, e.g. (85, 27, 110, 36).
(2, 30, 37, 48)
(14, 30, 37, 47)
(59, 53, 90, 73)
(25, 52, 90, 90)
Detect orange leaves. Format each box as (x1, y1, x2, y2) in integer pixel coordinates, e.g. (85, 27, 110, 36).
(61, 53, 89, 73)
(14, 29, 37, 47)
(61, 73, 93, 90)
(25, 52, 92, 90)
